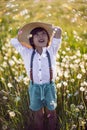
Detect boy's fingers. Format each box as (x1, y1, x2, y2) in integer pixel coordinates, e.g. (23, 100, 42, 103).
(53, 26, 62, 32)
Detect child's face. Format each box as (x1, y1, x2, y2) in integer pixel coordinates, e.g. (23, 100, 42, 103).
(33, 30, 49, 48)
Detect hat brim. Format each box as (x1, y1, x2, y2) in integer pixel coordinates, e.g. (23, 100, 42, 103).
(18, 22, 53, 48)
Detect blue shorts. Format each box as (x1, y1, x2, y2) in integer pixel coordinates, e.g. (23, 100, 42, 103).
(28, 81, 57, 111)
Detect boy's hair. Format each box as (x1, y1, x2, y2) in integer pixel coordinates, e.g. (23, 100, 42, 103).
(29, 27, 50, 49)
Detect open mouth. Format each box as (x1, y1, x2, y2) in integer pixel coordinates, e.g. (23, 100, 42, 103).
(38, 39, 45, 43)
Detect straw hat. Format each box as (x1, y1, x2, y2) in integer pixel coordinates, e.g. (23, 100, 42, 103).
(18, 22, 53, 48)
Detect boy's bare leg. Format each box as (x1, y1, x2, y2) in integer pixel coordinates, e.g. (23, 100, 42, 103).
(46, 108, 57, 130)
(34, 108, 44, 130)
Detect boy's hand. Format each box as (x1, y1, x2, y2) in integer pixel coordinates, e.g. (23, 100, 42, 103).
(53, 26, 62, 39)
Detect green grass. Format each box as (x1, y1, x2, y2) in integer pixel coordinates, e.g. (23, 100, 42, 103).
(0, 0, 87, 130)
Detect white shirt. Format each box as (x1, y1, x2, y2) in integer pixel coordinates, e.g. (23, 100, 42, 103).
(10, 38, 61, 84)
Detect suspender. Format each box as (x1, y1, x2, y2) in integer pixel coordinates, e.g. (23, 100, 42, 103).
(46, 50, 53, 83)
(30, 50, 53, 84)
(30, 50, 36, 84)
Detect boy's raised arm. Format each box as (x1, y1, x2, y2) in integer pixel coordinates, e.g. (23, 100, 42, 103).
(10, 37, 30, 57)
(48, 27, 62, 55)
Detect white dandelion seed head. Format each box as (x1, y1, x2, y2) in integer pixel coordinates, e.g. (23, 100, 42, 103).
(80, 87, 85, 92)
(9, 111, 15, 118)
(7, 83, 13, 88)
(77, 74, 82, 79)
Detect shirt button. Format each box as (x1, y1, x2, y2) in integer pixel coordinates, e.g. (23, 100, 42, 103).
(39, 69, 41, 71)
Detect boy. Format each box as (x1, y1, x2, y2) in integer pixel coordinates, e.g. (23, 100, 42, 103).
(11, 22, 62, 130)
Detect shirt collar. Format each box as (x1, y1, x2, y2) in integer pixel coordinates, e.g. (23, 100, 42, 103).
(42, 47, 46, 53)
(35, 47, 47, 57)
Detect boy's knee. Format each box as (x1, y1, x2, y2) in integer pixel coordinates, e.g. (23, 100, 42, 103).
(46, 109, 56, 118)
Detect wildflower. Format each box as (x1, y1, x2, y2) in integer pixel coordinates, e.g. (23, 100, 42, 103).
(14, 50, 18, 54)
(71, 79, 75, 82)
(12, 56, 18, 63)
(2, 125, 7, 130)
(80, 87, 85, 92)
(6, 3, 15, 8)
(4, 56, 8, 61)
(74, 59, 80, 64)
(70, 104, 76, 110)
(1, 77, 5, 82)
(47, 5, 52, 9)
(70, 64, 74, 69)
(18, 75, 24, 81)
(62, 51, 66, 55)
(63, 81, 67, 86)
(73, 30, 77, 35)
(62, 57, 66, 62)
(66, 90, 69, 93)
(0, 67, 4, 72)
(61, 62, 65, 67)
(70, 56, 74, 60)
(9, 111, 15, 118)
(81, 68, 86, 73)
(9, 59, 15, 66)
(75, 108, 80, 112)
(7, 83, 13, 88)
(71, 124, 77, 130)
(2, 96, 8, 100)
(66, 47, 70, 51)
(65, 55, 69, 60)
(83, 81, 87, 86)
(76, 50, 81, 57)
(71, 17, 77, 23)
(79, 62, 85, 69)
(2, 61, 7, 68)
(57, 70, 63, 77)
(57, 83, 62, 89)
(83, 54, 87, 60)
(56, 53, 60, 59)
(77, 105, 84, 110)
(64, 63, 69, 68)
(74, 64, 79, 69)
(15, 96, 21, 102)
(77, 74, 82, 79)
(2, 46, 6, 51)
(64, 71, 69, 78)
(23, 77, 29, 85)
(79, 120, 86, 127)
(48, 13, 52, 17)
(20, 9, 28, 16)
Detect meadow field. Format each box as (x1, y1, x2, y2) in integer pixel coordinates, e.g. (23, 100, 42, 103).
(0, 0, 87, 130)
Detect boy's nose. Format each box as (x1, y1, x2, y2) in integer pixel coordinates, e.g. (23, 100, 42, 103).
(38, 34, 43, 38)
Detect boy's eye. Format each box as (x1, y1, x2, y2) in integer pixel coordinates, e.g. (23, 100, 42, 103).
(34, 34, 39, 37)
(42, 31, 47, 35)
(35, 34, 38, 36)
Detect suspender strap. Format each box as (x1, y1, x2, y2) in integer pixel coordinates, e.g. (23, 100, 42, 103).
(30, 50, 53, 84)
(46, 50, 53, 83)
(30, 50, 35, 84)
